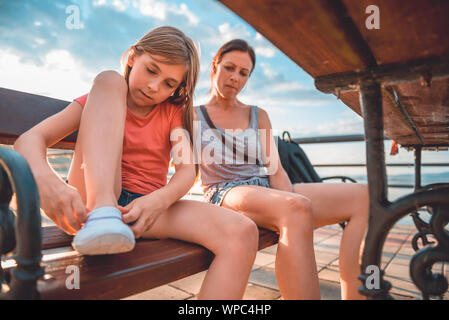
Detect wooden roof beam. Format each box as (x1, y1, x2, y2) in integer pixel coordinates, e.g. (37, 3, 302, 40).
(219, 0, 377, 75)
(315, 54, 449, 94)
(313, 0, 378, 69)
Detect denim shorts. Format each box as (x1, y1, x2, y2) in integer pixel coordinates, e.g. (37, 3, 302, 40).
(117, 188, 145, 207)
(204, 176, 270, 206)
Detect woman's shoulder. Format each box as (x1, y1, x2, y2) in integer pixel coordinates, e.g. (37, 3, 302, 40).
(254, 106, 271, 128)
(256, 106, 269, 117)
(238, 101, 265, 114)
(241, 103, 268, 120)
(193, 104, 205, 120)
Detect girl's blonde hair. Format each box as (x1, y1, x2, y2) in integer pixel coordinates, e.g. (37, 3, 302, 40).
(121, 26, 200, 146)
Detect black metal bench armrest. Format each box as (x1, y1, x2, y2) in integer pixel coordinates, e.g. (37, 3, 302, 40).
(320, 176, 357, 183)
(0, 148, 43, 299)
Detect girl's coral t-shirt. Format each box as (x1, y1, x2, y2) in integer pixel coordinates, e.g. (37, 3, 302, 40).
(74, 94, 184, 195)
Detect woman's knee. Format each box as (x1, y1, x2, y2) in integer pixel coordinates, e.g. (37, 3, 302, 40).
(353, 184, 370, 217)
(279, 195, 313, 226)
(360, 184, 369, 204)
(215, 216, 259, 256)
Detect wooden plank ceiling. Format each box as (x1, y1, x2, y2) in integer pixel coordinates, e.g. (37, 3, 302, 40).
(219, 0, 449, 147)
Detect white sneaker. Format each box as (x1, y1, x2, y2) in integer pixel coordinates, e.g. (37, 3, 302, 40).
(72, 206, 135, 255)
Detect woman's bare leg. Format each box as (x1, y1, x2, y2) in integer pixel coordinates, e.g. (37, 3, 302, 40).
(68, 71, 126, 209)
(141, 200, 259, 300)
(221, 185, 320, 300)
(292, 183, 369, 300)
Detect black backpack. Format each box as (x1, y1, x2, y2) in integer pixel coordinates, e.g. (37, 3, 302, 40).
(277, 131, 321, 184)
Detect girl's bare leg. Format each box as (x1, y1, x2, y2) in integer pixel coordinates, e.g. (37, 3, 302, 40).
(221, 185, 321, 300)
(68, 71, 126, 208)
(292, 183, 369, 300)
(141, 200, 259, 300)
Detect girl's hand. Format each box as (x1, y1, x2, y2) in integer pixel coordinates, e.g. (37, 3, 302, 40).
(35, 173, 88, 235)
(118, 191, 168, 238)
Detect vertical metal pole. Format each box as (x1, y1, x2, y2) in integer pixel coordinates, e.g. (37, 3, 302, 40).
(414, 146, 422, 190)
(360, 80, 388, 204)
(410, 145, 432, 252)
(358, 80, 392, 299)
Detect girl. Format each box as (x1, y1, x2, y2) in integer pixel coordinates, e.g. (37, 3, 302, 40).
(14, 27, 259, 300)
(194, 39, 369, 300)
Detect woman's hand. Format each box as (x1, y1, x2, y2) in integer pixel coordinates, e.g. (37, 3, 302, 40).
(118, 190, 169, 239)
(36, 173, 88, 235)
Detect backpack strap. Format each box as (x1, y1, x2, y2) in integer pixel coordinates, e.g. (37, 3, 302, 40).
(282, 131, 292, 143)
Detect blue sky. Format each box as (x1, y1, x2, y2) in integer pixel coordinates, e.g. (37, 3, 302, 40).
(1, 0, 447, 170)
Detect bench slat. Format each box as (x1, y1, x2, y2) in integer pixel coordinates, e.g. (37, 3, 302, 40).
(42, 226, 73, 249)
(33, 226, 278, 299)
(0, 87, 76, 149)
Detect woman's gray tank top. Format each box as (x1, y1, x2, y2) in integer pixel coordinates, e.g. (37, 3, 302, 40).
(194, 105, 268, 191)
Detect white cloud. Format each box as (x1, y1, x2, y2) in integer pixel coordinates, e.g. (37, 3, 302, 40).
(34, 37, 46, 45)
(255, 45, 275, 58)
(314, 118, 364, 136)
(0, 48, 97, 101)
(206, 23, 277, 60)
(92, 0, 199, 25)
(132, 0, 167, 20)
(132, 0, 199, 25)
(208, 22, 251, 46)
(269, 81, 307, 93)
(93, 0, 107, 6)
(178, 3, 199, 25)
(253, 32, 276, 58)
(260, 62, 278, 79)
(112, 0, 129, 11)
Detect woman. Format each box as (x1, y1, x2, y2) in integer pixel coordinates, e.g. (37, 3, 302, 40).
(194, 39, 369, 300)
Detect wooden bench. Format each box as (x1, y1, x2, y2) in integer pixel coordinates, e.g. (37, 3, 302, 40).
(0, 87, 279, 300)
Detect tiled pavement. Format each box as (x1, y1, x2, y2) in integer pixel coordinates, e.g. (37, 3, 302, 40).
(124, 223, 448, 300)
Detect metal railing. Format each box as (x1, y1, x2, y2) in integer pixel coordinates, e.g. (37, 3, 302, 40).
(290, 134, 449, 189)
(44, 134, 449, 190)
